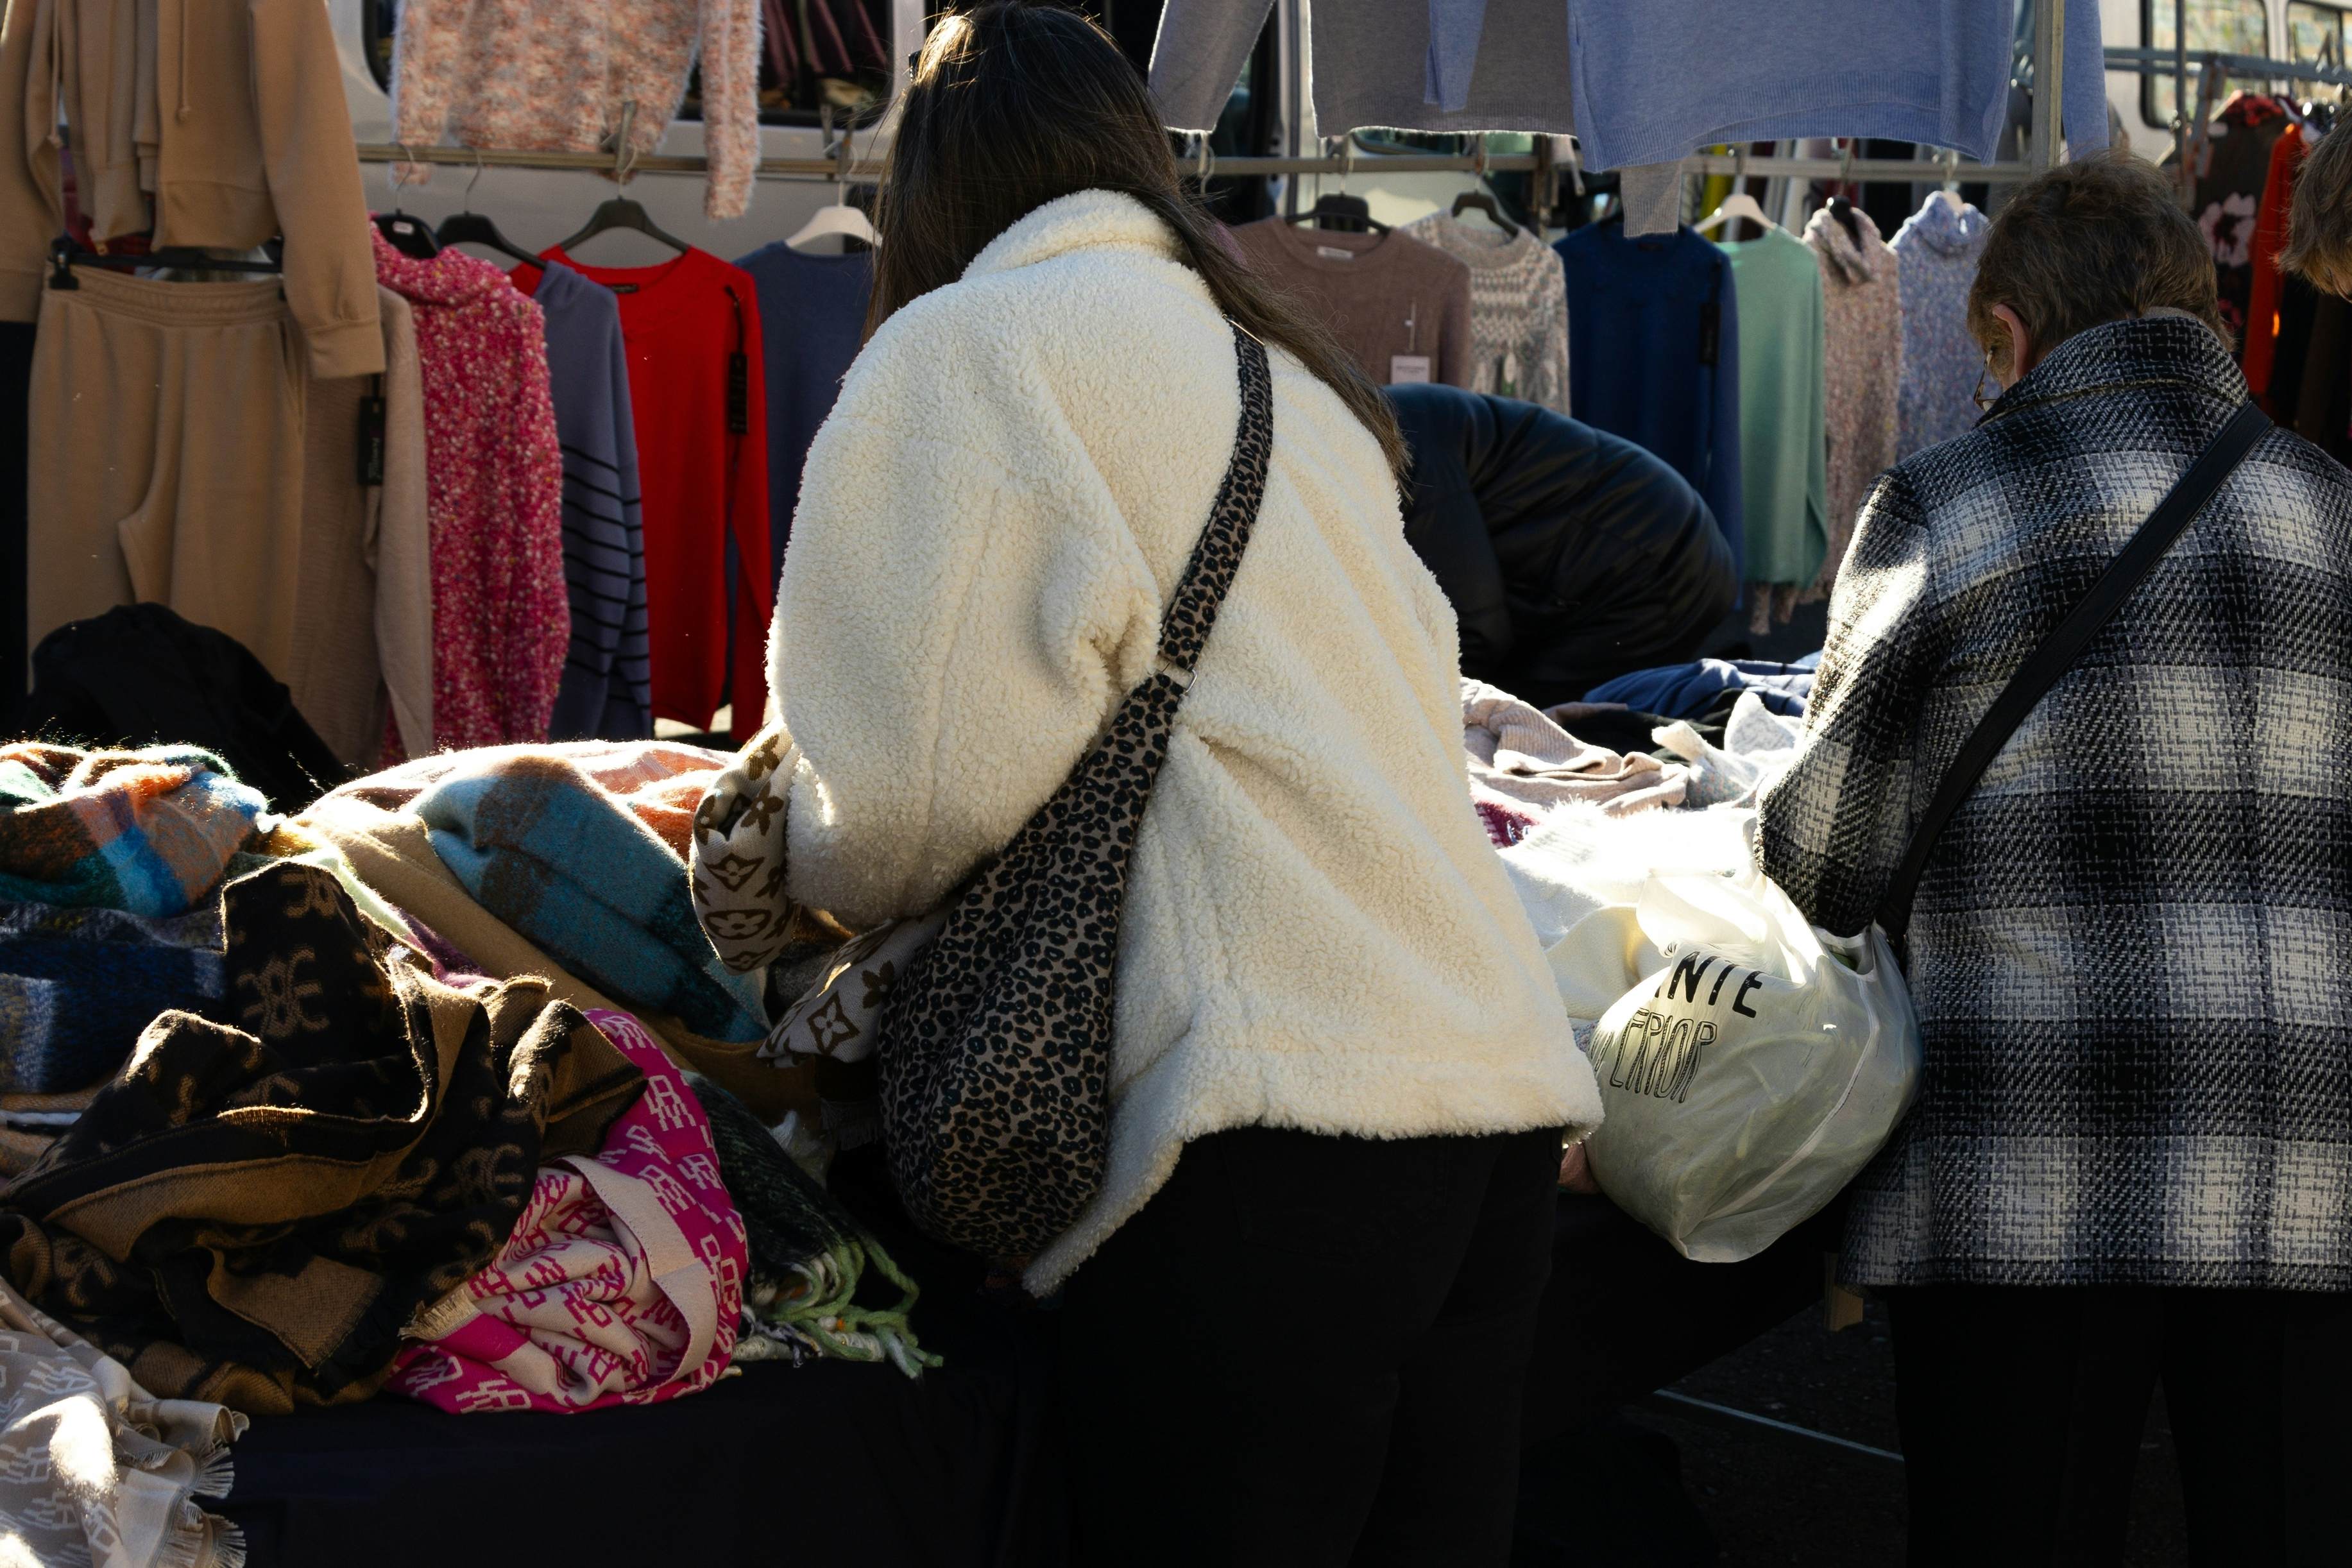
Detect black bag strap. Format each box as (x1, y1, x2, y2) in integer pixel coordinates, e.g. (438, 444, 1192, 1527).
(1155, 325, 1274, 677)
(1876, 399, 2270, 941)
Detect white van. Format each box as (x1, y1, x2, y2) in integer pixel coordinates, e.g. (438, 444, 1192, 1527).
(2104, 0, 2347, 160)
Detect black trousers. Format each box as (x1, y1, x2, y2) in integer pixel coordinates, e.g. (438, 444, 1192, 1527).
(1886, 1284, 2352, 1567)
(1055, 1123, 1562, 1568)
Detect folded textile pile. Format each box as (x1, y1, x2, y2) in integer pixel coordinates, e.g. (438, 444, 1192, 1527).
(0, 1086, 101, 1178)
(686, 1073, 935, 1379)
(414, 751, 766, 1041)
(0, 1275, 246, 1568)
(1581, 656, 1818, 721)
(0, 744, 266, 917)
(1654, 690, 1807, 808)
(298, 741, 836, 1122)
(1463, 679, 1690, 817)
(389, 1010, 747, 1413)
(0, 901, 224, 1098)
(0, 861, 644, 1414)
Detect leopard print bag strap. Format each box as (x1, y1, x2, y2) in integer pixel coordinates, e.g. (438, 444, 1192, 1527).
(1154, 327, 1275, 678)
(876, 324, 1275, 1260)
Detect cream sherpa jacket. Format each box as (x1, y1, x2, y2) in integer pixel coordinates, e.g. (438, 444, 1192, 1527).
(772, 189, 1599, 1291)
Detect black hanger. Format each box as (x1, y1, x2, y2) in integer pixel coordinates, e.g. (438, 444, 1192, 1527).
(375, 210, 440, 260)
(46, 235, 280, 291)
(434, 209, 538, 268)
(556, 194, 689, 256)
(1449, 185, 1521, 239)
(1827, 195, 1862, 245)
(1290, 192, 1389, 237)
(433, 154, 538, 267)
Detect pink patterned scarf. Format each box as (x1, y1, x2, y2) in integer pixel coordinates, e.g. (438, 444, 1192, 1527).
(388, 1010, 747, 1412)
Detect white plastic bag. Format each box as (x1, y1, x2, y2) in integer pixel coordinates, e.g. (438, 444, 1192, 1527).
(1581, 862, 1921, 1262)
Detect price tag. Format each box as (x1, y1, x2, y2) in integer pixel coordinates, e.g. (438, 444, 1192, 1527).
(1388, 354, 1432, 384)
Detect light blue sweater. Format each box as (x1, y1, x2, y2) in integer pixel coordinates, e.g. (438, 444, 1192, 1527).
(1429, 0, 2107, 172)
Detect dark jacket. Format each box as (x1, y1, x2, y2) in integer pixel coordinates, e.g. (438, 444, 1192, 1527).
(1758, 316, 2352, 1291)
(1388, 384, 1735, 707)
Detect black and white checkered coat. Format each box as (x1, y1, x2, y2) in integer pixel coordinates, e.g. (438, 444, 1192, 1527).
(1759, 316, 2352, 1290)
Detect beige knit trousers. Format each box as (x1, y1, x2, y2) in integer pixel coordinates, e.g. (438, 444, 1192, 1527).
(28, 265, 305, 682)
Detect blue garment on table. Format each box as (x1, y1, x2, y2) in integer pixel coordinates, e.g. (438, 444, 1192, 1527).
(733, 244, 872, 581)
(0, 901, 223, 1093)
(416, 753, 765, 1043)
(1583, 658, 1817, 719)
(1556, 223, 1743, 583)
(531, 260, 652, 742)
(1428, 1, 2106, 172)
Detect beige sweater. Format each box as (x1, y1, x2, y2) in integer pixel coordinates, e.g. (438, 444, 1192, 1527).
(0, 0, 384, 379)
(769, 189, 1598, 1291)
(289, 285, 434, 766)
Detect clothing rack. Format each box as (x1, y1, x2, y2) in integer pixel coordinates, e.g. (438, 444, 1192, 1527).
(357, 142, 2049, 187)
(362, 38, 2352, 196)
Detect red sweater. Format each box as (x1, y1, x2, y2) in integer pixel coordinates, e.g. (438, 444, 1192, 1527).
(538, 246, 771, 739)
(2242, 124, 2306, 406)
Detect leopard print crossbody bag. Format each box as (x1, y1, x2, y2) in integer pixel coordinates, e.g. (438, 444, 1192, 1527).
(874, 323, 1274, 1257)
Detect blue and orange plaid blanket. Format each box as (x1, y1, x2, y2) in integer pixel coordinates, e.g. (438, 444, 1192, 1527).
(0, 744, 266, 917)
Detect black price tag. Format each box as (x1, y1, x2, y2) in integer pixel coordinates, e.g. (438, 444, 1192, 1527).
(357, 391, 387, 486)
(1698, 301, 1720, 368)
(728, 351, 749, 434)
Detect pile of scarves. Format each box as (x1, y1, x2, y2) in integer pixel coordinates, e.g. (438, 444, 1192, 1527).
(297, 742, 848, 1121)
(0, 744, 266, 1175)
(0, 735, 937, 1467)
(0, 860, 647, 1413)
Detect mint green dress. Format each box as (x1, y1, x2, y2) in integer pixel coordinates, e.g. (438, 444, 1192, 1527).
(1715, 227, 1828, 590)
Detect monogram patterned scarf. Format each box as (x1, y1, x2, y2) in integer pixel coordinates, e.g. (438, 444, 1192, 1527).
(0, 861, 644, 1415)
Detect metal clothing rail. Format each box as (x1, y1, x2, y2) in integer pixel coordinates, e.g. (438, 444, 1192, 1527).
(355, 142, 891, 181)
(357, 141, 2046, 187)
(2105, 46, 2352, 90)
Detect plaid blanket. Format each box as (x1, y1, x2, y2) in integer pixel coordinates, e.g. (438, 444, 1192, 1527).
(413, 749, 769, 1043)
(0, 744, 266, 917)
(0, 860, 644, 1414)
(0, 901, 225, 1095)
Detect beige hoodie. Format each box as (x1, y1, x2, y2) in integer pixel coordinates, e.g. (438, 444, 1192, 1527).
(0, 0, 382, 379)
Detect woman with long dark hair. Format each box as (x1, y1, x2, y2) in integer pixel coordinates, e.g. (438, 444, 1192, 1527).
(740, 7, 1595, 1559)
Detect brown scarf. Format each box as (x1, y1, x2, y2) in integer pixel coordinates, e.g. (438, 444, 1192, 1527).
(0, 861, 643, 1414)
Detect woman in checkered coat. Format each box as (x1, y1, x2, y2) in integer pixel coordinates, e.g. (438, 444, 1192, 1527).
(1759, 153, 2352, 1565)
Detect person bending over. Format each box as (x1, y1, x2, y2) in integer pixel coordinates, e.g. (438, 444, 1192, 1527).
(1386, 383, 1737, 706)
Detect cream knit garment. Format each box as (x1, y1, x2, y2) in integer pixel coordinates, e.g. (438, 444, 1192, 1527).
(391, 0, 762, 221)
(769, 189, 1598, 1293)
(1401, 214, 1572, 413)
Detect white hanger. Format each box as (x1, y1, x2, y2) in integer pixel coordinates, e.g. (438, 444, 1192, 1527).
(787, 109, 878, 252)
(1693, 192, 1775, 235)
(1931, 148, 1965, 212)
(787, 203, 878, 250)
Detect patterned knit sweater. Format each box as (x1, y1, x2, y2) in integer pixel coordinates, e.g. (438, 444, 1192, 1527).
(373, 232, 569, 753)
(1802, 205, 1902, 602)
(391, 0, 763, 221)
(1890, 195, 1989, 458)
(1402, 214, 1572, 414)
